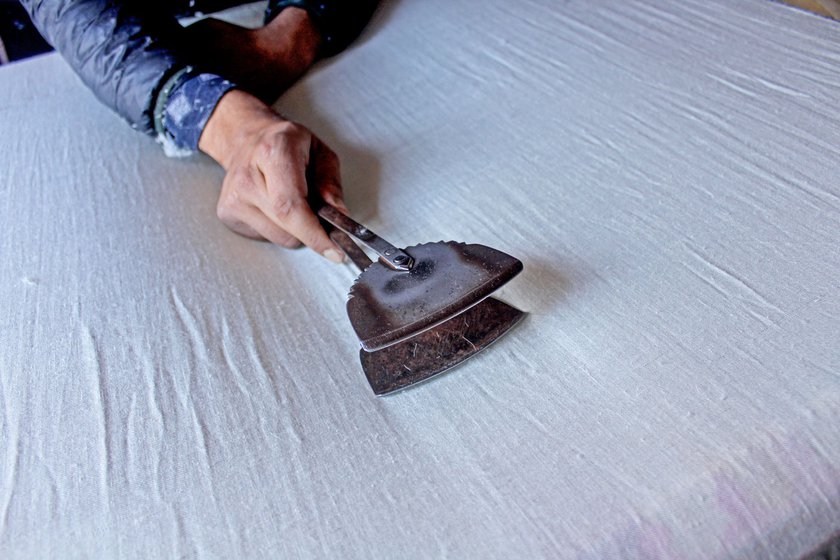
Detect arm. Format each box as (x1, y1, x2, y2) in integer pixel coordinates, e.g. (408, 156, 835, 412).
(24, 0, 346, 260)
(21, 0, 187, 134)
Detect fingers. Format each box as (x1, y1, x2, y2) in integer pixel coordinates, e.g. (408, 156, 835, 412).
(311, 137, 347, 213)
(252, 165, 338, 261)
(233, 207, 303, 248)
(217, 170, 302, 248)
(212, 114, 347, 263)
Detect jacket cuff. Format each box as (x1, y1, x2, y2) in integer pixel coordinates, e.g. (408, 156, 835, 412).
(154, 70, 237, 157)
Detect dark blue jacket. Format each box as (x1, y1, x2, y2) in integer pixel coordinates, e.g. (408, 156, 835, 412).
(21, 1, 240, 135)
(21, 0, 378, 145)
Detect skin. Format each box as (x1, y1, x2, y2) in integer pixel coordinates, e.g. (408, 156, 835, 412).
(192, 8, 346, 263)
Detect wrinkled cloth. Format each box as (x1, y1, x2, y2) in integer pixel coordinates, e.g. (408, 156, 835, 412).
(1, 1, 840, 559)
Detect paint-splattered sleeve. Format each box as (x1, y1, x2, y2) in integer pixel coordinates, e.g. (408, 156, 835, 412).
(156, 71, 237, 156)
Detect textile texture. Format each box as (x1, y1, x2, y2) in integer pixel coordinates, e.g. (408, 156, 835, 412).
(1, 0, 839, 558)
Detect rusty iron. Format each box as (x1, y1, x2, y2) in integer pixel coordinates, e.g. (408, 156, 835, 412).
(359, 297, 526, 395)
(345, 241, 523, 351)
(319, 206, 523, 351)
(329, 229, 526, 395)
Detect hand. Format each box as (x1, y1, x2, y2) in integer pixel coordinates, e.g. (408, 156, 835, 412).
(199, 89, 345, 263)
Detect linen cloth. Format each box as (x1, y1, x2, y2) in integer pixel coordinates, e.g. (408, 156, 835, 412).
(1, 1, 840, 558)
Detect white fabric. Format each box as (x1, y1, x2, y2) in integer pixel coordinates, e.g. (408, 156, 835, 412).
(2, 1, 840, 558)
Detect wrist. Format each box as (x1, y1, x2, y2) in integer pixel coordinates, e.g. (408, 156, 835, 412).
(198, 89, 282, 168)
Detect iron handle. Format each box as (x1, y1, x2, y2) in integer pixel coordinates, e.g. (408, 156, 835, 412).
(318, 205, 414, 271)
(330, 230, 373, 271)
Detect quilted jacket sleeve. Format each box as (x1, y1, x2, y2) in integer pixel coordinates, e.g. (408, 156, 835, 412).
(20, 0, 189, 135)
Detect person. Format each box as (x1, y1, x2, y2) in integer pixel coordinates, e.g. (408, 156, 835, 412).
(20, 0, 379, 264)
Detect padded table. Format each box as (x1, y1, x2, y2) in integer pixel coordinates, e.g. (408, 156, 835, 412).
(2, 0, 840, 558)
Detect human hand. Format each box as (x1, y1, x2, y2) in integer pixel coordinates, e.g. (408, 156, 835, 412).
(198, 89, 345, 263)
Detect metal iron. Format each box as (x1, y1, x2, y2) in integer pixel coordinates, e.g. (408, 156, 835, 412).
(360, 297, 526, 395)
(329, 229, 526, 395)
(319, 206, 524, 351)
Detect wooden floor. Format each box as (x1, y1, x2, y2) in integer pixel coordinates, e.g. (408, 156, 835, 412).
(780, 0, 840, 18)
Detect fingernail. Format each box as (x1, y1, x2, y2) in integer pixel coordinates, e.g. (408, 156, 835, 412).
(323, 248, 344, 264)
(325, 194, 348, 213)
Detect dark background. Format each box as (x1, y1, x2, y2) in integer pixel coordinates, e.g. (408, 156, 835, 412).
(0, 0, 52, 63)
(0, 0, 249, 63)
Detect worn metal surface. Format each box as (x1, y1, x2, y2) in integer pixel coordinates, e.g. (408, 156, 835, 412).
(360, 298, 526, 395)
(347, 241, 523, 351)
(330, 229, 526, 394)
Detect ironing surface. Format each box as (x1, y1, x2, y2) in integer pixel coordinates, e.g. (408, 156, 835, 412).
(2, 0, 840, 558)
